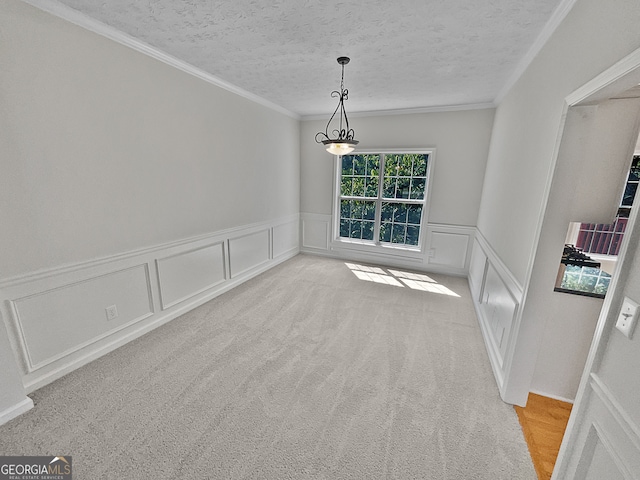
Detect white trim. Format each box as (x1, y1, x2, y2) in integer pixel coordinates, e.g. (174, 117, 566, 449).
(0, 397, 34, 427)
(20, 0, 299, 120)
(11, 264, 155, 372)
(155, 242, 227, 311)
(494, 0, 578, 104)
(590, 373, 640, 453)
(474, 229, 524, 297)
(566, 49, 640, 106)
(301, 103, 495, 121)
(0, 213, 299, 288)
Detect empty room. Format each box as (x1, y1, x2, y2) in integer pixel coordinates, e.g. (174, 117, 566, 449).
(1, 0, 640, 479)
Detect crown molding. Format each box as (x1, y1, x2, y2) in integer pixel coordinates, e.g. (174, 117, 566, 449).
(494, 0, 578, 105)
(301, 102, 496, 121)
(20, 0, 300, 120)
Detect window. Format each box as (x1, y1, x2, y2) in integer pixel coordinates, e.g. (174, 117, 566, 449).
(575, 154, 639, 255)
(555, 154, 639, 299)
(336, 151, 431, 249)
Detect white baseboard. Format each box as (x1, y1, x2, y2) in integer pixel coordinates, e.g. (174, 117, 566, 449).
(0, 397, 34, 427)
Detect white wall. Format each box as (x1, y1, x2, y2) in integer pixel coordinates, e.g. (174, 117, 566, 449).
(0, 0, 300, 279)
(472, 0, 640, 404)
(300, 109, 495, 274)
(0, 0, 300, 423)
(301, 109, 494, 223)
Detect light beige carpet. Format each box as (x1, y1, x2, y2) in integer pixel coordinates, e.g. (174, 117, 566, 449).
(0, 254, 535, 479)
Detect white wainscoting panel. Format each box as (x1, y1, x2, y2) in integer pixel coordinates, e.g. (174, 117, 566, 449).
(12, 264, 153, 370)
(0, 215, 299, 393)
(301, 213, 331, 251)
(425, 224, 474, 274)
(229, 229, 271, 278)
(566, 375, 640, 479)
(469, 233, 524, 393)
(156, 242, 226, 310)
(273, 219, 299, 259)
(468, 238, 488, 302)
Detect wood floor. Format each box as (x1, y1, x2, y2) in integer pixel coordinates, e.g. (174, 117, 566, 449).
(514, 393, 573, 480)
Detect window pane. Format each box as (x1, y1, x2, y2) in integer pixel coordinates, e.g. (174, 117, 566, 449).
(341, 155, 354, 176)
(407, 205, 423, 224)
(352, 201, 363, 219)
(410, 178, 426, 200)
(628, 155, 640, 181)
(380, 222, 392, 242)
(391, 225, 407, 243)
(366, 177, 379, 197)
(340, 219, 350, 237)
(340, 200, 351, 219)
(361, 220, 374, 240)
(622, 182, 638, 206)
(412, 155, 428, 176)
(341, 177, 352, 196)
(363, 202, 376, 220)
(384, 155, 399, 177)
(383, 177, 396, 198)
(350, 220, 362, 238)
(393, 203, 408, 223)
(381, 203, 393, 222)
(396, 178, 410, 199)
(351, 177, 365, 197)
(406, 226, 420, 245)
(353, 156, 366, 175)
(366, 155, 380, 176)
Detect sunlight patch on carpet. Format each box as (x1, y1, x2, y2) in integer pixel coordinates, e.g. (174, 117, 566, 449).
(345, 263, 460, 296)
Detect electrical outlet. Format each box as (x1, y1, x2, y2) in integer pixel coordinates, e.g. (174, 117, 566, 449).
(105, 304, 119, 321)
(615, 297, 638, 339)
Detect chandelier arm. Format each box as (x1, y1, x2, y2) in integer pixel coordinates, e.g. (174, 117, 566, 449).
(314, 56, 357, 148)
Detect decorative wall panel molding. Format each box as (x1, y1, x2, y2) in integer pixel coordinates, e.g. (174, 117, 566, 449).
(0, 215, 299, 392)
(425, 224, 475, 275)
(228, 229, 271, 278)
(156, 242, 226, 310)
(273, 219, 299, 259)
(12, 264, 154, 370)
(301, 213, 331, 251)
(469, 233, 523, 393)
(568, 377, 640, 479)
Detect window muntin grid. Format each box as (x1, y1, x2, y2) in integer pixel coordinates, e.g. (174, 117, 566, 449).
(338, 153, 429, 247)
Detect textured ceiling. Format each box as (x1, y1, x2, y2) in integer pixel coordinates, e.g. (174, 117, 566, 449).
(52, 0, 564, 116)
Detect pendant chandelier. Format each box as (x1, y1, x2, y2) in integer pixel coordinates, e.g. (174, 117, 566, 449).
(315, 56, 359, 155)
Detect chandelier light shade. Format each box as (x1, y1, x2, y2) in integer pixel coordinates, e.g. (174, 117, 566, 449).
(315, 56, 359, 155)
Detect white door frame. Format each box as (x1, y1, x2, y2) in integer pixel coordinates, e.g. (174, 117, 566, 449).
(552, 47, 640, 478)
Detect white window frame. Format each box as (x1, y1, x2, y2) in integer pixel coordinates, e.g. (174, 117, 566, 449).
(331, 148, 435, 258)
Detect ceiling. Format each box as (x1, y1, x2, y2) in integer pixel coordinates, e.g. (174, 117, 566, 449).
(49, 0, 565, 117)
